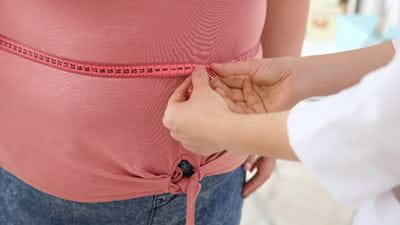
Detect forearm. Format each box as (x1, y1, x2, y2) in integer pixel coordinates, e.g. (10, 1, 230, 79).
(261, 0, 309, 57)
(294, 42, 395, 101)
(221, 112, 297, 161)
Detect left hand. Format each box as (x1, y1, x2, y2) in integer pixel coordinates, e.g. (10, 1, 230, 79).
(242, 155, 276, 197)
(163, 66, 235, 155)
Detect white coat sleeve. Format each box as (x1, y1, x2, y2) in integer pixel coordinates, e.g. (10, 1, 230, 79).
(287, 54, 400, 206)
(393, 39, 400, 52)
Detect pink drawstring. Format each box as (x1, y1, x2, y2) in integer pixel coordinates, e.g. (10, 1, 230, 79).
(170, 160, 204, 225)
(184, 175, 202, 225)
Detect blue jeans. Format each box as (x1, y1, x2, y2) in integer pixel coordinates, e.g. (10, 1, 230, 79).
(0, 167, 245, 225)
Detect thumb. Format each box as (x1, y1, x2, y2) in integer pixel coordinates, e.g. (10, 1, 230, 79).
(167, 76, 192, 106)
(191, 66, 210, 91)
(211, 60, 256, 77)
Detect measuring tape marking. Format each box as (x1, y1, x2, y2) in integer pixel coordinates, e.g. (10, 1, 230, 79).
(0, 34, 259, 78)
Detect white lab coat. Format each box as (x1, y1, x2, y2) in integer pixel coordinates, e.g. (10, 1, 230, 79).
(287, 40, 400, 225)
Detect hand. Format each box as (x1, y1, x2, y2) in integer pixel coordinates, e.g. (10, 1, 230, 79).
(210, 58, 300, 197)
(163, 66, 234, 155)
(210, 57, 301, 113)
(242, 155, 276, 197)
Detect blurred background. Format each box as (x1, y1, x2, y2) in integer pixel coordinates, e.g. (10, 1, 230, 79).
(241, 0, 400, 224)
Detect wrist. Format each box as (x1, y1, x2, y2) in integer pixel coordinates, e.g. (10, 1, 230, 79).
(291, 42, 396, 101)
(216, 113, 260, 155)
(291, 54, 333, 101)
(220, 112, 296, 160)
(283, 56, 309, 105)
(215, 112, 246, 153)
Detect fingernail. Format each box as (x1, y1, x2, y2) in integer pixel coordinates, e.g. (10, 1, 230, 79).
(244, 162, 251, 170)
(194, 65, 205, 71)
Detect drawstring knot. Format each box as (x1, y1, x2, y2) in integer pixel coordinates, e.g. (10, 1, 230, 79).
(169, 160, 203, 225)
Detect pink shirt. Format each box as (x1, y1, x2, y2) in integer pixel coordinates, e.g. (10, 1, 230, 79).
(0, 1, 266, 224)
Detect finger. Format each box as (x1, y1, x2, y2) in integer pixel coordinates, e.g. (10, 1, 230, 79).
(251, 157, 275, 173)
(191, 66, 210, 91)
(243, 155, 258, 171)
(242, 157, 276, 197)
(170, 131, 182, 142)
(231, 104, 247, 114)
(182, 143, 197, 152)
(182, 143, 214, 156)
(245, 108, 256, 115)
(250, 156, 262, 172)
(243, 77, 267, 114)
(181, 140, 200, 150)
(211, 60, 259, 77)
(229, 89, 245, 102)
(216, 88, 246, 114)
(215, 88, 236, 110)
(211, 79, 244, 102)
(252, 83, 268, 98)
(231, 101, 255, 114)
(214, 87, 227, 98)
(209, 77, 221, 89)
(210, 78, 226, 90)
(243, 172, 268, 198)
(167, 76, 192, 106)
(220, 76, 246, 89)
(234, 101, 253, 114)
(252, 84, 274, 112)
(235, 101, 247, 108)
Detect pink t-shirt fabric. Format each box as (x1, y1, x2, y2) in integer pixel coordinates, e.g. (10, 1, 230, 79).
(0, 1, 266, 224)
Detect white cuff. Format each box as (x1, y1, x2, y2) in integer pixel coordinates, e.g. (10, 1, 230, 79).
(392, 39, 400, 52)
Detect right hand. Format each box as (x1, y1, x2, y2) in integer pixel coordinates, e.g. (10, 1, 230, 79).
(210, 57, 301, 113)
(210, 57, 301, 198)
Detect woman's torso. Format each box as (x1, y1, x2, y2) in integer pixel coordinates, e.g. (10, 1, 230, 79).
(0, 0, 266, 201)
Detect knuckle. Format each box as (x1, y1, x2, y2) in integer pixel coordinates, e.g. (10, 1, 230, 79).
(162, 107, 174, 127)
(182, 144, 193, 151)
(162, 115, 173, 129)
(170, 131, 178, 140)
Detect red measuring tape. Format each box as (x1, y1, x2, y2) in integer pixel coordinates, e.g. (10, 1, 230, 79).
(0, 34, 259, 79)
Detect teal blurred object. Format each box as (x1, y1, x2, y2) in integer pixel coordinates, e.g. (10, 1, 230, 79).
(336, 15, 400, 51)
(386, 26, 400, 41)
